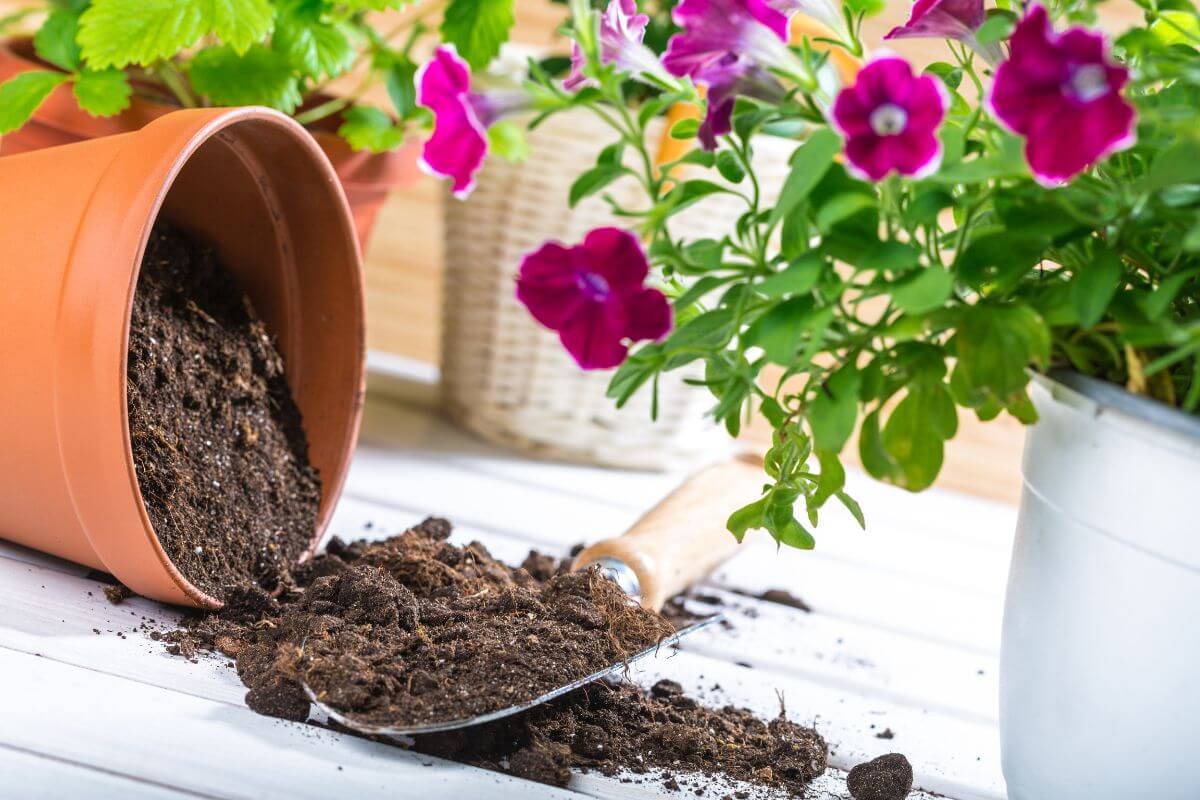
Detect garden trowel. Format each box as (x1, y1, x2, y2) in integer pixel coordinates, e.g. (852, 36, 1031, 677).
(305, 454, 762, 736)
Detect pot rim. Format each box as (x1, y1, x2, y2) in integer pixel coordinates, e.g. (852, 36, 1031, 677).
(1034, 369, 1200, 445)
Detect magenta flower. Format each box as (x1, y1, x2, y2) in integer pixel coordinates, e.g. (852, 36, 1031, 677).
(663, 0, 796, 150)
(565, 0, 669, 91)
(988, 5, 1135, 187)
(516, 228, 672, 370)
(416, 45, 531, 198)
(831, 56, 948, 182)
(884, 0, 1003, 65)
(664, 0, 801, 83)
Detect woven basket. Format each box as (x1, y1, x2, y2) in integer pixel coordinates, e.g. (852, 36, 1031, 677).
(440, 110, 791, 470)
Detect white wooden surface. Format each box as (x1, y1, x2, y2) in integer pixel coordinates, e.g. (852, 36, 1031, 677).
(0, 363, 1017, 799)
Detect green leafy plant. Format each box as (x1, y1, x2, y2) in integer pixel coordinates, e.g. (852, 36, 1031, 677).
(0, 0, 520, 150)
(494, 0, 1200, 548)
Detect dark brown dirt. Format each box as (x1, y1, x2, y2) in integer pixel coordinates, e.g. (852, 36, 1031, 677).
(757, 588, 812, 613)
(127, 224, 321, 601)
(167, 519, 674, 729)
(163, 519, 828, 795)
(414, 677, 827, 794)
(847, 753, 913, 800)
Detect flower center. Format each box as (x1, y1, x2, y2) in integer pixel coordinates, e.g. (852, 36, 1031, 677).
(869, 103, 909, 136)
(577, 271, 611, 301)
(1065, 64, 1110, 103)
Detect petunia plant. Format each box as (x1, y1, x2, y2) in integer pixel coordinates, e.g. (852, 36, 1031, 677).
(0, 0, 523, 152)
(420, 0, 1200, 550)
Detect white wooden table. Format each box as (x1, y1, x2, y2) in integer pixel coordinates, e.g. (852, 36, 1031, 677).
(0, 360, 1017, 799)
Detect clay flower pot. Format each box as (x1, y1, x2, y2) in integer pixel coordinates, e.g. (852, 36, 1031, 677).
(0, 37, 420, 248)
(0, 106, 366, 608)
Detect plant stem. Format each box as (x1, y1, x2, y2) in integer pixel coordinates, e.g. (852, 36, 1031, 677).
(157, 61, 196, 109)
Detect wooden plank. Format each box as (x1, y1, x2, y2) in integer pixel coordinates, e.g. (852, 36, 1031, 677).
(0, 647, 580, 800)
(0, 744, 206, 800)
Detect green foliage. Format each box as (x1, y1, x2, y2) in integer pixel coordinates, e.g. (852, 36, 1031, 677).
(337, 105, 405, 152)
(0, 70, 69, 133)
(533, 0, 1200, 551)
(17, 0, 445, 153)
(440, 0, 514, 70)
(189, 44, 301, 112)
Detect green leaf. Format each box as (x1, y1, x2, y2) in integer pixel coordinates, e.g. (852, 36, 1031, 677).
(1139, 141, 1200, 193)
(78, 0, 272, 68)
(569, 164, 627, 208)
(274, 13, 353, 80)
(337, 105, 404, 153)
(189, 44, 302, 112)
(73, 68, 132, 116)
(384, 58, 419, 120)
(1070, 248, 1122, 328)
(880, 382, 957, 491)
(859, 409, 902, 484)
(891, 267, 955, 314)
(664, 179, 730, 216)
(816, 192, 876, 234)
(769, 128, 841, 226)
(836, 491, 865, 529)
(0, 71, 70, 135)
(808, 365, 861, 454)
(744, 298, 815, 365)
(904, 188, 953, 229)
(727, 496, 769, 543)
(812, 450, 845, 508)
(669, 117, 699, 140)
(207, 0, 274, 53)
(715, 150, 745, 183)
(843, 0, 885, 17)
(34, 9, 81, 71)
(924, 61, 962, 90)
(951, 302, 1049, 411)
(487, 121, 528, 162)
(976, 12, 1016, 44)
(606, 345, 663, 407)
(664, 308, 735, 353)
(440, 0, 514, 70)
(756, 252, 825, 298)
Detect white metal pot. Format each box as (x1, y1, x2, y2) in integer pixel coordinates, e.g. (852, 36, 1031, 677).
(1000, 371, 1200, 799)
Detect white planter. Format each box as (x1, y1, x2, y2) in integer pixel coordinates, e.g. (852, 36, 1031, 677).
(1000, 372, 1200, 799)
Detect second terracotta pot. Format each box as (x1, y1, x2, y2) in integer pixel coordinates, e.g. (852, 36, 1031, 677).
(0, 37, 419, 248)
(0, 107, 366, 608)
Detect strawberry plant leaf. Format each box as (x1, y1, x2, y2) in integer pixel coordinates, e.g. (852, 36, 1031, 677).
(206, 0, 275, 54)
(188, 44, 301, 113)
(337, 106, 404, 153)
(0, 71, 70, 134)
(440, 0, 514, 70)
(73, 68, 132, 116)
(34, 9, 82, 71)
(274, 12, 353, 79)
(79, 0, 208, 68)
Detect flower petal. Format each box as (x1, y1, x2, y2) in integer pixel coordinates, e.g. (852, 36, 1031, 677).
(516, 242, 585, 330)
(582, 227, 650, 292)
(417, 46, 488, 198)
(559, 302, 631, 370)
(623, 287, 673, 342)
(1024, 92, 1135, 185)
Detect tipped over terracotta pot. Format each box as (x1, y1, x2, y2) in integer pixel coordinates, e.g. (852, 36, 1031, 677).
(0, 107, 366, 608)
(0, 37, 419, 248)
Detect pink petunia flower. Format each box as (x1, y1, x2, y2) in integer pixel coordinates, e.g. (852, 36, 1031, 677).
(663, 0, 797, 151)
(564, 0, 670, 91)
(831, 56, 948, 182)
(884, 0, 1004, 65)
(516, 228, 672, 370)
(988, 5, 1135, 187)
(416, 45, 531, 198)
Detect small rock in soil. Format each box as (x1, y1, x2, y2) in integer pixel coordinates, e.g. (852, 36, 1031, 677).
(847, 753, 913, 800)
(104, 584, 133, 605)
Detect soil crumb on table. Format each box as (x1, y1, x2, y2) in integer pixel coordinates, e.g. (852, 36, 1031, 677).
(164, 518, 828, 795)
(847, 753, 913, 800)
(127, 224, 320, 601)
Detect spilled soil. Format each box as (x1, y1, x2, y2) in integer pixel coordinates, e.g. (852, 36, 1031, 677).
(127, 224, 321, 600)
(164, 519, 829, 795)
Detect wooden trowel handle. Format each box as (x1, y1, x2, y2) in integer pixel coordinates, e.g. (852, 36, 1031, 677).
(573, 455, 762, 611)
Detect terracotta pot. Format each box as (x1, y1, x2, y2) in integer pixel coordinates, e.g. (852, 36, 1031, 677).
(0, 106, 366, 608)
(0, 37, 419, 248)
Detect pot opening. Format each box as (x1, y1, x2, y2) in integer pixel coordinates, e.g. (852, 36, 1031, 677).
(128, 114, 364, 603)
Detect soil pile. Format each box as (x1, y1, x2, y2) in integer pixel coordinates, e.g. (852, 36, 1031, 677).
(127, 225, 320, 600)
(415, 677, 827, 794)
(847, 753, 913, 800)
(164, 519, 828, 795)
(168, 518, 674, 729)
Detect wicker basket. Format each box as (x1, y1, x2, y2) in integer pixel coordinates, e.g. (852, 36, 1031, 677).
(440, 110, 791, 470)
